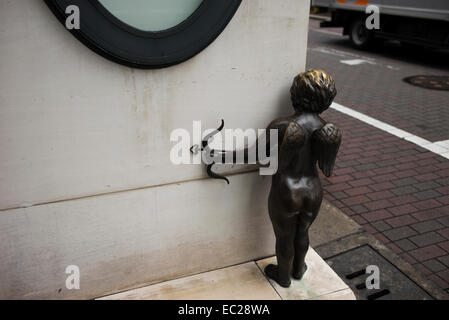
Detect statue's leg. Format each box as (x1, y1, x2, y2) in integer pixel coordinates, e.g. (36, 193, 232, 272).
(292, 208, 320, 280)
(264, 212, 297, 288)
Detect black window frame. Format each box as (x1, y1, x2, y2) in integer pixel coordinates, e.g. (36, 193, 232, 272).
(45, 0, 242, 69)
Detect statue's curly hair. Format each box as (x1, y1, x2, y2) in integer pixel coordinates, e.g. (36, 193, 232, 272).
(290, 69, 337, 114)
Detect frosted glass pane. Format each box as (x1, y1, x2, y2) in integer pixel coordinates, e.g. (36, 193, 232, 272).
(99, 0, 204, 32)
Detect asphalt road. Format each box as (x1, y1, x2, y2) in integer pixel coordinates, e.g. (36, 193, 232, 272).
(307, 19, 449, 143)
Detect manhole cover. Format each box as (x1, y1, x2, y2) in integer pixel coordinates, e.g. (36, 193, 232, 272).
(325, 245, 433, 300)
(403, 75, 449, 91)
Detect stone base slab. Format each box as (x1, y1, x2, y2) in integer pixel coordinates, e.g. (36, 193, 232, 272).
(99, 248, 355, 300)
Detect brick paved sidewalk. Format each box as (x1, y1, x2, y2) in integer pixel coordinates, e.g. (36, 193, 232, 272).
(321, 108, 449, 293)
(307, 19, 449, 294)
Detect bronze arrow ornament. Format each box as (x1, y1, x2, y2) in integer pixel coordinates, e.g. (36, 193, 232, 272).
(190, 119, 230, 184)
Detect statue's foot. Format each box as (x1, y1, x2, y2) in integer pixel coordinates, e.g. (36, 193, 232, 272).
(292, 263, 308, 280)
(264, 264, 291, 288)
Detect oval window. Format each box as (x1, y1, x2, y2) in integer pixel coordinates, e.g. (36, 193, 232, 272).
(98, 0, 204, 32)
(45, 0, 242, 69)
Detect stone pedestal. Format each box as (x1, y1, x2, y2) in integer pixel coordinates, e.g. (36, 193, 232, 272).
(257, 248, 356, 300)
(99, 248, 355, 300)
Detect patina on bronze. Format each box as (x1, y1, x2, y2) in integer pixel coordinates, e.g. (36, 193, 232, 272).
(194, 69, 342, 288)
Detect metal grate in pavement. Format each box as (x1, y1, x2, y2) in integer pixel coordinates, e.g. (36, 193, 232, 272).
(325, 245, 433, 300)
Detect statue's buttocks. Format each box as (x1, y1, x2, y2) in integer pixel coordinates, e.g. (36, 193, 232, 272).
(270, 175, 322, 214)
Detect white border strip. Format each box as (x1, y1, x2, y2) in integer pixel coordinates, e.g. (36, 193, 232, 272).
(330, 102, 449, 159)
(310, 27, 343, 37)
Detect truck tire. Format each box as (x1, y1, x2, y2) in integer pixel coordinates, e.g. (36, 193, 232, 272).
(349, 17, 374, 49)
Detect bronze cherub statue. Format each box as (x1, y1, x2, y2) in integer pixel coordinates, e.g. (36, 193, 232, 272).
(263, 69, 341, 287)
(194, 69, 341, 288)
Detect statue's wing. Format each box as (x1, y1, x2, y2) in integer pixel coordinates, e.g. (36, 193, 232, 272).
(312, 123, 342, 177)
(281, 122, 305, 150)
(279, 121, 306, 166)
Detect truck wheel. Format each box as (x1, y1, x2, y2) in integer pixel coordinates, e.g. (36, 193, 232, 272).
(349, 17, 373, 49)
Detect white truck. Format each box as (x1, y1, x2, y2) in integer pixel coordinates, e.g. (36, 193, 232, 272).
(312, 0, 449, 49)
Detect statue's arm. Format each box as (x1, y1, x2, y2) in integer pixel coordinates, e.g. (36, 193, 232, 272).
(214, 118, 289, 166)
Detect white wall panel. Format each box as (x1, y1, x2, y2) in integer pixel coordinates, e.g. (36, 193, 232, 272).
(0, 0, 310, 210)
(0, 0, 311, 298)
(0, 173, 274, 299)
